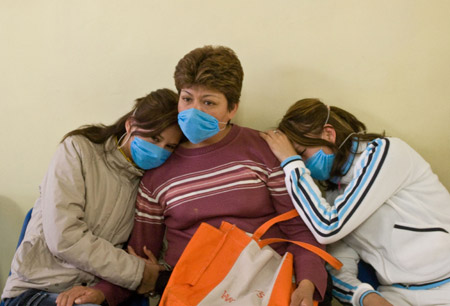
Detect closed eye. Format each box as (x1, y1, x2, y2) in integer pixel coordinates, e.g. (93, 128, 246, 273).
(166, 144, 177, 151)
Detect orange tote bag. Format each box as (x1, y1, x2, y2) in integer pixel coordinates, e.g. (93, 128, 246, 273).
(160, 209, 342, 306)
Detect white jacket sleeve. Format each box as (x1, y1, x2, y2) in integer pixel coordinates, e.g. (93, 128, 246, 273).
(327, 241, 381, 306)
(281, 138, 412, 244)
(41, 138, 144, 290)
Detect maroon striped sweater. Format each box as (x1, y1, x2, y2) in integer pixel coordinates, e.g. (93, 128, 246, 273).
(99, 124, 327, 304)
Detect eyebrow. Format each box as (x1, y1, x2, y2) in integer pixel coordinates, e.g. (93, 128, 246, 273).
(181, 89, 219, 98)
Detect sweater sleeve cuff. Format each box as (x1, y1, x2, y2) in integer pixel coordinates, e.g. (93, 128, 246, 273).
(281, 155, 302, 168)
(93, 281, 132, 306)
(352, 283, 376, 306)
(294, 260, 328, 301)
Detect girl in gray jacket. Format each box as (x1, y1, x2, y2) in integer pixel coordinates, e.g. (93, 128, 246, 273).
(2, 88, 182, 306)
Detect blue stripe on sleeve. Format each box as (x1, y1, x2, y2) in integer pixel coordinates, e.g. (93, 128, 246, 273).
(281, 155, 302, 168)
(288, 138, 390, 238)
(331, 275, 356, 302)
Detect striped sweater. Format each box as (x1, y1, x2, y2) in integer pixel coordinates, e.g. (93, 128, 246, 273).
(128, 124, 327, 300)
(281, 137, 450, 305)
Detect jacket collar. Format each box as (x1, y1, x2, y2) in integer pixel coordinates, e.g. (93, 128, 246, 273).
(104, 136, 144, 179)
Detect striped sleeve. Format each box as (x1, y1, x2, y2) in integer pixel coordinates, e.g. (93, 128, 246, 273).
(327, 241, 381, 306)
(127, 178, 166, 259)
(282, 138, 407, 243)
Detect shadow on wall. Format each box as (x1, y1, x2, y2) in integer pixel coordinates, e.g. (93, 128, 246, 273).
(0, 196, 26, 293)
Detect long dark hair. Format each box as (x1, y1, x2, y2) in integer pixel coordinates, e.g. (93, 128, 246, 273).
(278, 98, 384, 188)
(62, 88, 179, 144)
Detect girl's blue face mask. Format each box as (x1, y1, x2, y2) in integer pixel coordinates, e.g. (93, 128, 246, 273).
(130, 137, 171, 170)
(305, 149, 335, 181)
(178, 108, 225, 144)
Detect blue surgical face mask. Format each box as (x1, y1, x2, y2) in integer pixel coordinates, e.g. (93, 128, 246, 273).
(330, 139, 359, 184)
(130, 137, 171, 170)
(305, 149, 335, 181)
(178, 108, 226, 144)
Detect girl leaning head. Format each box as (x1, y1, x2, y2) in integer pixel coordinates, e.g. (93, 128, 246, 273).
(63, 88, 181, 170)
(63, 88, 179, 144)
(278, 98, 384, 184)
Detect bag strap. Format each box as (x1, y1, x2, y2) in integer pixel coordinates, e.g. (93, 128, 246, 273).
(258, 238, 342, 269)
(252, 209, 342, 270)
(253, 209, 299, 241)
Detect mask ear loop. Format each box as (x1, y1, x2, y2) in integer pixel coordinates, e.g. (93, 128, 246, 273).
(338, 131, 366, 150)
(323, 105, 331, 126)
(218, 121, 228, 131)
(118, 133, 132, 149)
(118, 108, 138, 149)
(338, 132, 356, 149)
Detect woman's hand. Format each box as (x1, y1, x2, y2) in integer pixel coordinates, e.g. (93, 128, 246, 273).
(362, 292, 393, 306)
(259, 130, 298, 163)
(290, 279, 315, 306)
(56, 286, 105, 306)
(128, 245, 165, 295)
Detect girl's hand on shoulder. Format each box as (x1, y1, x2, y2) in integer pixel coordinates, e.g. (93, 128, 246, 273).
(290, 279, 315, 306)
(260, 130, 298, 163)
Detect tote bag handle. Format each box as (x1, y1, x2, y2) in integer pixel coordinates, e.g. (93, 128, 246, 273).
(252, 209, 342, 269)
(258, 237, 342, 269)
(253, 209, 303, 240)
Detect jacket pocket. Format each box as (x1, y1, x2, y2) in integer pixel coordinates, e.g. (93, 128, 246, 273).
(391, 223, 450, 275)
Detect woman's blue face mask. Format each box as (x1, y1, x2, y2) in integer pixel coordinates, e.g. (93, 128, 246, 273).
(130, 137, 171, 170)
(178, 108, 226, 144)
(304, 149, 335, 181)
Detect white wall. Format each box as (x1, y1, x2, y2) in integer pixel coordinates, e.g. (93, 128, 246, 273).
(1, 0, 449, 291)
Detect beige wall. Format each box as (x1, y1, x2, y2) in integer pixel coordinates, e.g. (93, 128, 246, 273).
(1, 0, 449, 291)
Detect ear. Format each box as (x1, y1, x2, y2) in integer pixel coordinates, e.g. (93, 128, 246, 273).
(321, 124, 336, 144)
(227, 102, 239, 120)
(125, 118, 132, 133)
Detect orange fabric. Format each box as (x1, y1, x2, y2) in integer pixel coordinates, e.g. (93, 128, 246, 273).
(258, 238, 342, 270)
(267, 252, 294, 306)
(160, 209, 341, 305)
(160, 222, 253, 305)
(253, 210, 299, 241)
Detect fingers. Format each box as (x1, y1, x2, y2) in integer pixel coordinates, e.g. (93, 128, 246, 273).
(127, 245, 147, 261)
(143, 246, 158, 264)
(260, 130, 284, 145)
(74, 289, 105, 305)
(56, 286, 85, 306)
(56, 286, 105, 306)
(290, 280, 315, 306)
(128, 245, 159, 267)
(127, 245, 137, 256)
(74, 291, 91, 305)
(159, 263, 167, 271)
(142, 246, 165, 271)
(137, 261, 161, 294)
(260, 129, 282, 137)
(259, 131, 269, 141)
